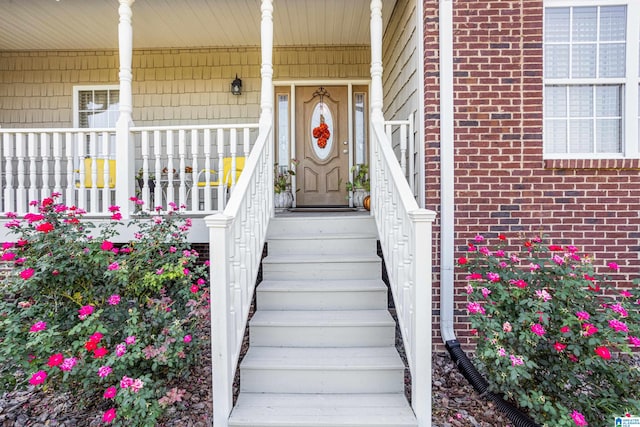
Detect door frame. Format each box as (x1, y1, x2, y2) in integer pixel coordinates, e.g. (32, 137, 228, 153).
(273, 79, 371, 208)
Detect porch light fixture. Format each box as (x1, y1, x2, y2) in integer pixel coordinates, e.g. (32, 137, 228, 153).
(231, 75, 242, 95)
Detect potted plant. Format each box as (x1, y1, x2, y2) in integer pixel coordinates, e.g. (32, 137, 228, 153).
(135, 168, 156, 192)
(274, 161, 296, 209)
(345, 163, 370, 208)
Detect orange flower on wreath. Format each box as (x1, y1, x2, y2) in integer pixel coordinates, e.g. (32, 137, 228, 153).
(312, 115, 331, 149)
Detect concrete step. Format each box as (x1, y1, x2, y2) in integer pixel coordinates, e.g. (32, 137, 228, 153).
(267, 215, 377, 237)
(257, 279, 388, 310)
(268, 233, 378, 256)
(261, 253, 381, 280)
(249, 310, 395, 347)
(228, 393, 417, 427)
(240, 346, 405, 394)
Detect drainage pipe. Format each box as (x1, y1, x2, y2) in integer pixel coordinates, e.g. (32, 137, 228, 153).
(438, 1, 540, 426)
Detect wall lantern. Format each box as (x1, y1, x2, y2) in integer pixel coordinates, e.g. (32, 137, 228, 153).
(231, 74, 242, 95)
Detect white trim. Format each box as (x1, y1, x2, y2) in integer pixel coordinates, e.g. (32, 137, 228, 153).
(543, 0, 640, 158)
(416, 0, 426, 208)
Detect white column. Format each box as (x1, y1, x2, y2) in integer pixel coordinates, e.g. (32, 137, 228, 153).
(116, 0, 135, 217)
(370, 0, 384, 123)
(260, 0, 275, 217)
(260, 0, 274, 121)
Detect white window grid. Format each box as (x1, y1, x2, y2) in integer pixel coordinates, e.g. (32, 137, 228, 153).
(543, 0, 640, 159)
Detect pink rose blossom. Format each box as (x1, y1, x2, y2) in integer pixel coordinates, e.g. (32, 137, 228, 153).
(116, 343, 127, 357)
(89, 332, 103, 343)
(486, 272, 500, 282)
(594, 346, 611, 360)
(535, 289, 552, 302)
(78, 305, 94, 320)
(560, 326, 570, 334)
(108, 294, 121, 305)
(620, 290, 632, 298)
(552, 254, 564, 265)
(509, 279, 527, 289)
(47, 353, 64, 368)
(103, 386, 117, 399)
(474, 234, 484, 242)
(497, 347, 506, 357)
(101, 240, 114, 251)
(464, 284, 474, 294)
(467, 302, 485, 315)
(204, 260, 210, 267)
(29, 321, 47, 333)
(98, 365, 112, 378)
(125, 335, 136, 345)
(629, 336, 640, 347)
(131, 378, 144, 393)
(582, 323, 598, 336)
(607, 262, 620, 271)
(183, 335, 192, 343)
(608, 319, 629, 332)
(120, 376, 133, 389)
(502, 322, 512, 333)
(20, 268, 35, 280)
(481, 287, 491, 298)
(60, 357, 77, 372)
(107, 262, 119, 271)
(529, 263, 540, 271)
(609, 303, 628, 317)
(29, 370, 47, 386)
(571, 410, 588, 426)
(531, 323, 546, 337)
(575, 311, 590, 321)
(554, 342, 567, 352)
(1, 252, 16, 261)
(509, 355, 524, 366)
(102, 408, 117, 424)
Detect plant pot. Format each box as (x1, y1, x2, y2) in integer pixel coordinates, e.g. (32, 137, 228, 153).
(274, 190, 293, 210)
(352, 188, 369, 209)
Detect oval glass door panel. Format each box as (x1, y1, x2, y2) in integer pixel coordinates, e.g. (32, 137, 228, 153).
(310, 102, 333, 160)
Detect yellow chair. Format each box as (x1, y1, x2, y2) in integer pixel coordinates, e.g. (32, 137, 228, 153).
(197, 157, 245, 188)
(76, 158, 116, 188)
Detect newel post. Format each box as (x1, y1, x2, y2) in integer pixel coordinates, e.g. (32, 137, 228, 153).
(116, 0, 135, 217)
(260, 0, 275, 215)
(409, 208, 437, 427)
(206, 213, 234, 427)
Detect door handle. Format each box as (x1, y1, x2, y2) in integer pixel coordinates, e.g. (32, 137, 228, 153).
(342, 149, 348, 154)
(343, 141, 348, 145)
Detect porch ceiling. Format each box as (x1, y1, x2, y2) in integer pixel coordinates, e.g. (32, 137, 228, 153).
(0, 0, 395, 51)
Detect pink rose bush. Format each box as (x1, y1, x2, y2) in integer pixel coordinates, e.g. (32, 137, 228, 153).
(0, 195, 209, 425)
(460, 234, 639, 426)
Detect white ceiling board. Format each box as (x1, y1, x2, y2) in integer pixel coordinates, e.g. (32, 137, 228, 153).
(0, 0, 396, 50)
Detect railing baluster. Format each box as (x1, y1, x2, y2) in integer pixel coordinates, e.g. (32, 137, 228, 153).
(28, 133, 38, 207)
(165, 131, 175, 206)
(41, 133, 51, 197)
(190, 129, 199, 212)
(65, 132, 75, 207)
(216, 128, 225, 211)
(52, 133, 62, 196)
(16, 133, 27, 212)
(3, 133, 15, 212)
(178, 129, 187, 208)
(153, 130, 163, 210)
(101, 131, 111, 209)
(203, 129, 212, 211)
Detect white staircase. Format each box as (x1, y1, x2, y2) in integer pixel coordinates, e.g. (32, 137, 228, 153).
(228, 215, 418, 427)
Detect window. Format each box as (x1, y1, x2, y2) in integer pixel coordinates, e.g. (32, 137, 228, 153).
(73, 86, 119, 157)
(544, 1, 640, 158)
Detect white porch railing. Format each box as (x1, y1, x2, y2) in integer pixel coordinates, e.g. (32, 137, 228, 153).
(206, 117, 273, 427)
(0, 124, 258, 215)
(371, 118, 436, 426)
(384, 113, 416, 196)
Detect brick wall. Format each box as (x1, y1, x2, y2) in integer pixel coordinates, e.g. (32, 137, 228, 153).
(424, 0, 640, 353)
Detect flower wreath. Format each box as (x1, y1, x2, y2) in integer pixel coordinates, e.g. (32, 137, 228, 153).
(312, 115, 331, 149)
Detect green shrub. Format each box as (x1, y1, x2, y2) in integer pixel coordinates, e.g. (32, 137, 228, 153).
(459, 234, 640, 426)
(0, 195, 209, 426)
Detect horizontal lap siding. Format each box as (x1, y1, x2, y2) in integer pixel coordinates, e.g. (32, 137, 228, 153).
(424, 0, 640, 353)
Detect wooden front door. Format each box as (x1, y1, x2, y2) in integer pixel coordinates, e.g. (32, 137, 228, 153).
(295, 86, 349, 206)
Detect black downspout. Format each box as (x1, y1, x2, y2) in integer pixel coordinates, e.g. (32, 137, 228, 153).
(445, 340, 542, 427)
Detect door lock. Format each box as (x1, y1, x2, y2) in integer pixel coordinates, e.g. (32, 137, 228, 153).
(342, 149, 348, 154)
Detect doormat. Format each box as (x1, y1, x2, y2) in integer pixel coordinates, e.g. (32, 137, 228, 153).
(287, 207, 360, 213)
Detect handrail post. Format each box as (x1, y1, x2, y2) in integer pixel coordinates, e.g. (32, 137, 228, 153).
(409, 209, 436, 427)
(206, 213, 234, 427)
(116, 0, 135, 218)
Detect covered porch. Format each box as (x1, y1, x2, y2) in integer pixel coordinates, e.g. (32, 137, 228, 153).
(1, 1, 436, 426)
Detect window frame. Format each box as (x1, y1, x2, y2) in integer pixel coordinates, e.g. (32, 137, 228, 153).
(543, 0, 640, 159)
(72, 85, 120, 129)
